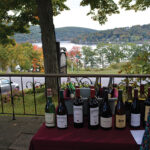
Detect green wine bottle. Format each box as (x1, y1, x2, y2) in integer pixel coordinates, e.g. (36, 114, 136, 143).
(45, 88, 55, 127)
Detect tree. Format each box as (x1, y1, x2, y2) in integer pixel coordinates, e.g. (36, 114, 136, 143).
(95, 43, 107, 68)
(0, 46, 10, 72)
(82, 46, 96, 68)
(120, 44, 150, 74)
(32, 45, 44, 72)
(0, 43, 40, 72)
(66, 46, 82, 71)
(119, 0, 150, 11)
(0, 0, 69, 92)
(0, 0, 148, 91)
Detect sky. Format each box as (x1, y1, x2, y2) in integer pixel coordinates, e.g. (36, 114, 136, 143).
(54, 0, 150, 31)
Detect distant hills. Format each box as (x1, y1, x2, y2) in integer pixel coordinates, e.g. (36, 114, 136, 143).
(14, 24, 150, 44)
(14, 26, 98, 43)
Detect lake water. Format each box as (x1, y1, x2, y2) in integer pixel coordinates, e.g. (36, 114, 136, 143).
(32, 41, 96, 51)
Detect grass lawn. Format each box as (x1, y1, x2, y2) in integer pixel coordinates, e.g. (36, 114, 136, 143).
(67, 62, 125, 74)
(68, 68, 120, 74)
(0, 92, 58, 116)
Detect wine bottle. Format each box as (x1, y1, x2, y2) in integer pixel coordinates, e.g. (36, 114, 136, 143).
(99, 87, 103, 98)
(73, 88, 84, 128)
(115, 89, 126, 129)
(125, 86, 133, 123)
(112, 84, 118, 98)
(100, 89, 112, 129)
(130, 88, 141, 128)
(139, 84, 146, 101)
(56, 90, 68, 129)
(139, 84, 146, 125)
(88, 89, 99, 129)
(126, 86, 133, 103)
(66, 83, 70, 97)
(45, 88, 55, 128)
(144, 87, 150, 125)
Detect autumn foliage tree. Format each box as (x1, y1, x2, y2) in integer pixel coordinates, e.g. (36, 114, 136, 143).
(66, 46, 82, 70)
(32, 45, 44, 72)
(0, 43, 40, 72)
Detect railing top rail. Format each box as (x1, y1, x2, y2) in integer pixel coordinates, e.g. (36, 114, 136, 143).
(0, 74, 150, 78)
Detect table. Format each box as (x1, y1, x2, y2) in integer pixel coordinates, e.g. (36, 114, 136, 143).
(29, 118, 139, 150)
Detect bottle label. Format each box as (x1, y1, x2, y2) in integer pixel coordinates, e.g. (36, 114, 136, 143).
(145, 106, 150, 121)
(108, 93, 111, 99)
(131, 113, 141, 127)
(57, 115, 67, 128)
(128, 99, 133, 103)
(139, 97, 146, 101)
(115, 115, 126, 128)
(100, 117, 112, 128)
(90, 107, 99, 126)
(45, 113, 55, 127)
(73, 105, 83, 123)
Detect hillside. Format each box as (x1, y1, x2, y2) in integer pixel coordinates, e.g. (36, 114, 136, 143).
(14, 26, 98, 43)
(72, 24, 150, 44)
(14, 24, 150, 44)
(56, 27, 98, 41)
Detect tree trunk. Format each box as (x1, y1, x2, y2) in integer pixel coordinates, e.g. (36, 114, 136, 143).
(36, 0, 58, 93)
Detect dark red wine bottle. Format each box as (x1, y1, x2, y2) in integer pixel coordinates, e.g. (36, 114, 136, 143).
(73, 88, 84, 128)
(130, 89, 141, 128)
(139, 84, 146, 125)
(88, 89, 99, 129)
(125, 86, 133, 123)
(100, 89, 112, 129)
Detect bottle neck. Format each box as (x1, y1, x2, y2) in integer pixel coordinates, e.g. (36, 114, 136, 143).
(127, 86, 132, 101)
(75, 88, 80, 99)
(134, 89, 138, 101)
(47, 96, 52, 103)
(59, 90, 64, 104)
(140, 84, 144, 95)
(118, 90, 123, 103)
(91, 89, 95, 99)
(103, 90, 108, 102)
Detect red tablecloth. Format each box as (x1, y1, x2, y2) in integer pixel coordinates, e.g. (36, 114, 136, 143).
(29, 118, 139, 150)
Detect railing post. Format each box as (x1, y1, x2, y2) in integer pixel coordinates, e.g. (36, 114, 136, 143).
(9, 76, 15, 120)
(21, 76, 25, 115)
(33, 77, 37, 115)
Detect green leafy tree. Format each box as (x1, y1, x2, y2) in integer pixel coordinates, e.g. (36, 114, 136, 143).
(0, 0, 69, 91)
(106, 44, 126, 64)
(0, 43, 40, 72)
(120, 44, 150, 74)
(95, 43, 107, 68)
(82, 46, 96, 68)
(15, 43, 40, 71)
(119, 0, 150, 11)
(121, 43, 136, 61)
(0, 46, 10, 71)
